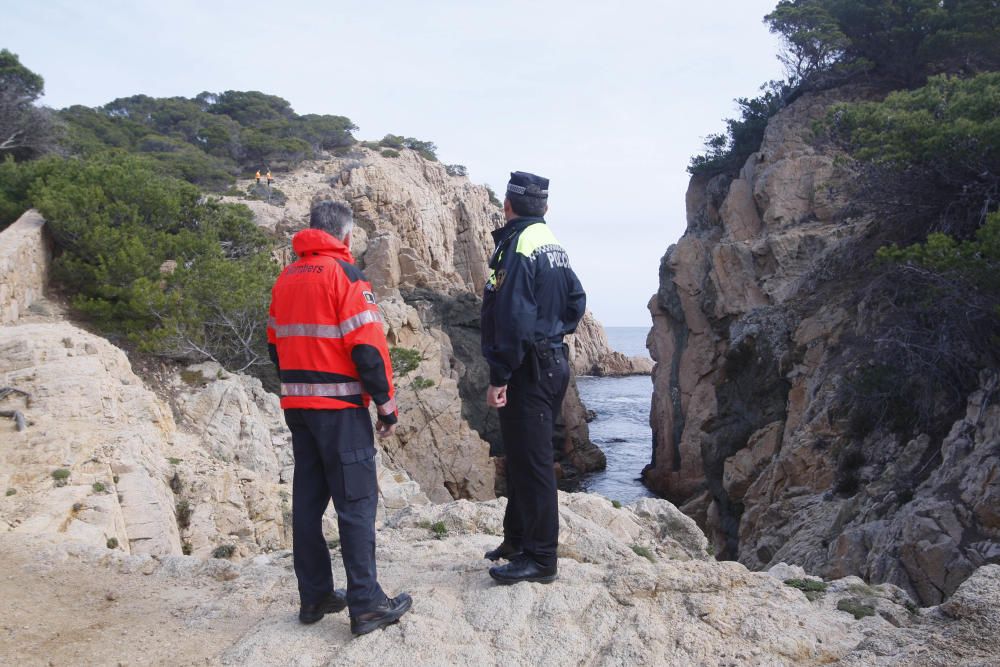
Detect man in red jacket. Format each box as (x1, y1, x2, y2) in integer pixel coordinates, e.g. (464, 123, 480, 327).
(267, 200, 411, 636)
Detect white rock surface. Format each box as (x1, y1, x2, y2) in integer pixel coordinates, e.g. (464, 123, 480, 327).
(3, 499, 999, 666)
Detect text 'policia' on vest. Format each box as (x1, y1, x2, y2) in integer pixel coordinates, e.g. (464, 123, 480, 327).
(267, 228, 396, 416)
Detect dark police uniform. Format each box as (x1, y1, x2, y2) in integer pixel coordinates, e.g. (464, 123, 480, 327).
(481, 172, 586, 571)
(267, 227, 398, 615)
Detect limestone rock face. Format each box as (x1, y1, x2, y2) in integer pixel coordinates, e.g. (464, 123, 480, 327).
(0, 210, 50, 325)
(0, 317, 428, 560)
(0, 321, 181, 556)
(645, 89, 1000, 604)
(231, 147, 611, 498)
(5, 497, 999, 666)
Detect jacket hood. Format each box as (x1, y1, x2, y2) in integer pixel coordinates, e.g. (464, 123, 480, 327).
(292, 228, 354, 262)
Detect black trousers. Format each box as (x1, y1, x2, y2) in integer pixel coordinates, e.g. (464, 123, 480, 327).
(285, 408, 385, 614)
(498, 345, 570, 567)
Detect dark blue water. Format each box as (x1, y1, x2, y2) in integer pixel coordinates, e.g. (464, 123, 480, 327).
(577, 327, 658, 504)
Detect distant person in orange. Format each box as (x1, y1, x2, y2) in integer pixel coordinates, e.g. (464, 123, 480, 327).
(255, 169, 261, 184)
(267, 169, 274, 187)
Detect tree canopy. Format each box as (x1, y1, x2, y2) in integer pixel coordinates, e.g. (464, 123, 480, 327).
(766, 0, 1000, 89)
(689, 0, 1000, 176)
(59, 90, 357, 187)
(0, 49, 60, 161)
(28, 152, 278, 371)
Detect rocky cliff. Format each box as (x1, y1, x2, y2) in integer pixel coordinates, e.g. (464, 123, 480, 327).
(226, 147, 612, 496)
(645, 90, 1000, 605)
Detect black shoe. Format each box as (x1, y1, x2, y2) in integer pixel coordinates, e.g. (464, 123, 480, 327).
(299, 589, 348, 624)
(489, 556, 558, 585)
(350, 593, 413, 636)
(484, 541, 523, 561)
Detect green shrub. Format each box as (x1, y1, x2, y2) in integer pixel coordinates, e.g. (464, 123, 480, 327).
(390, 347, 423, 378)
(631, 545, 655, 563)
(380, 149, 400, 158)
(688, 82, 791, 175)
(785, 578, 829, 593)
(877, 211, 1000, 318)
(181, 541, 193, 555)
(837, 597, 876, 620)
(180, 370, 206, 386)
(168, 457, 182, 465)
(377, 134, 437, 161)
(106, 537, 119, 549)
(611, 499, 622, 509)
(27, 153, 279, 373)
(411, 376, 434, 390)
(212, 544, 236, 559)
(175, 499, 193, 529)
(0, 155, 62, 229)
(52, 468, 70, 486)
(430, 521, 447, 539)
(92, 482, 106, 493)
(826, 73, 1000, 216)
(5, 488, 16, 496)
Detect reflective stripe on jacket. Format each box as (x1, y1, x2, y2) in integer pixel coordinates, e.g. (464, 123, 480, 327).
(481, 217, 587, 386)
(267, 228, 396, 412)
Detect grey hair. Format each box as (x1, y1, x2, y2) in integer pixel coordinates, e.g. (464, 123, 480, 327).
(309, 200, 354, 240)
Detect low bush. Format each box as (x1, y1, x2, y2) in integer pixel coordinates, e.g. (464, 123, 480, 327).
(412, 376, 434, 390)
(390, 347, 423, 378)
(175, 499, 192, 529)
(837, 597, 876, 620)
(631, 544, 655, 563)
(212, 544, 236, 559)
(28, 153, 279, 373)
(52, 468, 70, 486)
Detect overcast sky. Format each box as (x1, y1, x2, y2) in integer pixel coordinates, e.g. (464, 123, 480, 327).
(5, 0, 785, 326)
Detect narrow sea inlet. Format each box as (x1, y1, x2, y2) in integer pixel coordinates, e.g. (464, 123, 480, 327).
(577, 327, 657, 505)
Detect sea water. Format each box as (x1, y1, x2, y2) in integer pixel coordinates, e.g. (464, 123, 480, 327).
(577, 326, 658, 504)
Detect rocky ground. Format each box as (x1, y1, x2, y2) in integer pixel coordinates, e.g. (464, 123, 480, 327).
(3, 498, 999, 666)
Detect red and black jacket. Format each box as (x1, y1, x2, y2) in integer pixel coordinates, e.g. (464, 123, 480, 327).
(267, 229, 396, 422)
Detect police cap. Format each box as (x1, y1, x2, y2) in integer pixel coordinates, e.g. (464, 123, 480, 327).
(506, 171, 549, 199)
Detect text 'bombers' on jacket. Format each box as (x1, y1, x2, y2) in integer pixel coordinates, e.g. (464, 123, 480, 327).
(267, 228, 397, 419)
(481, 217, 587, 386)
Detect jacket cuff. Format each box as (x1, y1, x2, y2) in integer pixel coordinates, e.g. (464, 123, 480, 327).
(376, 396, 398, 425)
(489, 365, 511, 387)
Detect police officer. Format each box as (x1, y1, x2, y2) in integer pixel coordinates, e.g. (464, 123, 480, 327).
(481, 171, 587, 584)
(267, 200, 412, 635)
